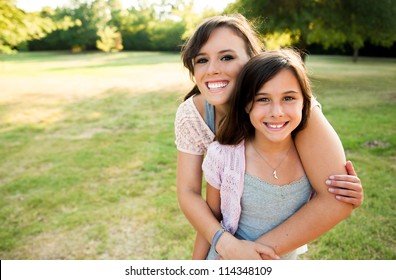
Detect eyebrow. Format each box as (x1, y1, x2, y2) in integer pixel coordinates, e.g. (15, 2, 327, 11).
(256, 90, 299, 95)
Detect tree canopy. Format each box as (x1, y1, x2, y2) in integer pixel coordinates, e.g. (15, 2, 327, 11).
(0, 0, 78, 53)
(1, 0, 205, 53)
(227, 0, 396, 60)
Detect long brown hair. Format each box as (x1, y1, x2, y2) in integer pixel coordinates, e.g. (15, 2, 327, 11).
(216, 49, 313, 145)
(180, 14, 264, 100)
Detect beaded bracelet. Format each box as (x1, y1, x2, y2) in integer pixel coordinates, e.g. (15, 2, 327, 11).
(212, 228, 227, 254)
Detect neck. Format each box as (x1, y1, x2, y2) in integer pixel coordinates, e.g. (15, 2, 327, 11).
(214, 104, 228, 120)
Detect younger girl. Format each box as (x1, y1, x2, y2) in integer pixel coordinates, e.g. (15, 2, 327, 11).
(199, 49, 348, 259)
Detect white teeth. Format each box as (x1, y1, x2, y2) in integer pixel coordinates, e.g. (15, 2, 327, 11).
(267, 123, 284, 129)
(207, 82, 227, 89)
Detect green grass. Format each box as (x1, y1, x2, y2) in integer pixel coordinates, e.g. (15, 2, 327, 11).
(0, 51, 395, 259)
(301, 55, 396, 259)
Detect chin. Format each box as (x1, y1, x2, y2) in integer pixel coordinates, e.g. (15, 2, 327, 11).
(206, 96, 229, 106)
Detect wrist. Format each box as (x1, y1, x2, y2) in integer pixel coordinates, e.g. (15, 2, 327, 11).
(214, 231, 235, 256)
(211, 228, 226, 253)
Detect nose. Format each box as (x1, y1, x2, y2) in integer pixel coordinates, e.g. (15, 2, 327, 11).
(270, 102, 284, 117)
(207, 60, 220, 75)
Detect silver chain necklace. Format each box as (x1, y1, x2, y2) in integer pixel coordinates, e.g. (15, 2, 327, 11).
(251, 141, 293, 180)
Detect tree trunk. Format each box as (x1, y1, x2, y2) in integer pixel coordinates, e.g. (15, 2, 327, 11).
(352, 47, 359, 63)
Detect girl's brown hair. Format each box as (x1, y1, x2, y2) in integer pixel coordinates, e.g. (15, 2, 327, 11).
(181, 14, 264, 100)
(216, 49, 313, 145)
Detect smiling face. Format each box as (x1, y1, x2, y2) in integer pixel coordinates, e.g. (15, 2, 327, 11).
(247, 68, 304, 144)
(193, 27, 250, 107)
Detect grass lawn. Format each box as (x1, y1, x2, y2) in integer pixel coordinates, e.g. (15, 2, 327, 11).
(0, 51, 395, 260)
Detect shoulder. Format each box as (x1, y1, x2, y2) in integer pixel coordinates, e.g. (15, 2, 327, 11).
(175, 95, 214, 155)
(175, 96, 195, 118)
(176, 95, 205, 117)
(175, 95, 204, 127)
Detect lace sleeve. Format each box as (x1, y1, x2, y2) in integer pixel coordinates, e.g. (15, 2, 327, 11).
(174, 98, 214, 155)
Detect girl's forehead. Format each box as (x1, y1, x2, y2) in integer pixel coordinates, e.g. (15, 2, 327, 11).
(199, 27, 247, 53)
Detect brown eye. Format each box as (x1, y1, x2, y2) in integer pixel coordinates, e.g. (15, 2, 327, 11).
(195, 57, 208, 64)
(257, 97, 270, 102)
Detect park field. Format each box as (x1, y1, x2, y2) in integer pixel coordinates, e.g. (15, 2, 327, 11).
(0, 51, 395, 259)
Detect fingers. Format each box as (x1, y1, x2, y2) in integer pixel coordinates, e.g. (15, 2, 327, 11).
(326, 181, 362, 194)
(326, 174, 362, 194)
(333, 194, 361, 208)
(222, 240, 275, 260)
(326, 174, 361, 185)
(328, 182, 364, 208)
(328, 160, 359, 183)
(328, 185, 363, 198)
(255, 244, 280, 260)
(326, 175, 362, 198)
(326, 161, 364, 208)
(260, 254, 276, 260)
(345, 160, 357, 176)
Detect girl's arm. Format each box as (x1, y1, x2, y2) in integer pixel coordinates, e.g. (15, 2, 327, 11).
(192, 233, 211, 260)
(191, 183, 223, 259)
(177, 151, 279, 260)
(176, 151, 224, 252)
(205, 183, 279, 260)
(252, 107, 354, 256)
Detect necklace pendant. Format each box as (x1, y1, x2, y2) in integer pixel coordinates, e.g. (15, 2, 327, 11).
(273, 170, 278, 179)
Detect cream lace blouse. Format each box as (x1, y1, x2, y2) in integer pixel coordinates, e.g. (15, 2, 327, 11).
(174, 96, 215, 155)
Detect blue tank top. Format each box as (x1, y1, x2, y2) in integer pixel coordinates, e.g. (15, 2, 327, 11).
(205, 100, 215, 133)
(206, 174, 311, 260)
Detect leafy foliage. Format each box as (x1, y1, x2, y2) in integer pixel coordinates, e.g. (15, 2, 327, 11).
(0, 0, 79, 53)
(10, 0, 199, 53)
(227, 0, 396, 60)
(96, 26, 123, 52)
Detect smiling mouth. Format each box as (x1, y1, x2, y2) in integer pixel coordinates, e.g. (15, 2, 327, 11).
(207, 81, 228, 90)
(265, 122, 288, 129)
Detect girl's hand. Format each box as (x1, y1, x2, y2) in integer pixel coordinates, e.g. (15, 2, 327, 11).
(327, 161, 364, 208)
(216, 232, 280, 260)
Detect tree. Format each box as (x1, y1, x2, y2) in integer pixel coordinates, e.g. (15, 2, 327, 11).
(108, 0, 123, 28)
(149, 19, 185, 51)
(119, 0, 188, 51)
(10, 0, 191, 52)
(308, 0, 396, 62)
(119, 4, 155, 50)
(0, 0, 68, 53)
(96, 25, 123, 52)
(32, 0, 117, 52)
(0, 0, 28, 53)
(227, 0, 316, 59)
(227, 0, 396, 61)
